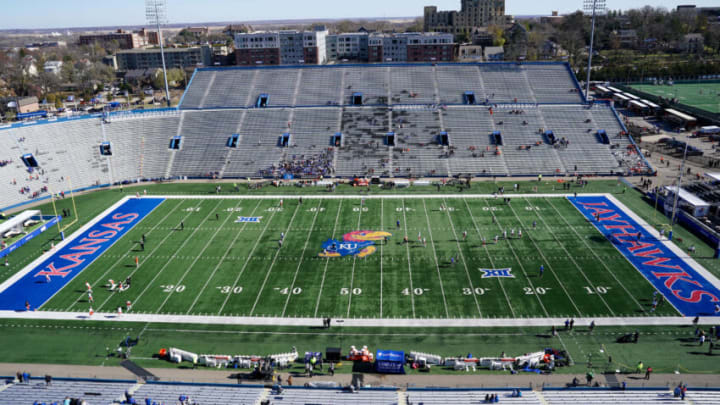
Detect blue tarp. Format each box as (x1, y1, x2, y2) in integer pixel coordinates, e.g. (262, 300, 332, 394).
(375, 350, 405, 374)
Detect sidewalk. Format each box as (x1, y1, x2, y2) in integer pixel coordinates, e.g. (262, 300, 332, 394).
(1, 362, 717, 390)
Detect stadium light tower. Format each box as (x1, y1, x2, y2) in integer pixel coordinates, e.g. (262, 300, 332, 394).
(146, 0, 171, 107)
(583, 0, 606, 101)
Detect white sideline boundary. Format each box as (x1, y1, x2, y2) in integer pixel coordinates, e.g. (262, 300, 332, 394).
(3, 193, 719, 327)
(1, 310, 717, 327)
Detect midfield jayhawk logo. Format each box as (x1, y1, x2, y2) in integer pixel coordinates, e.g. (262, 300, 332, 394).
(480, 268, 515, 278)
(319, 231, 392, 258)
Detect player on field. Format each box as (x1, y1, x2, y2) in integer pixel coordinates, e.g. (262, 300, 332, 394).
(510, 229, 515, 238)
(279, 199, 284, 208)
(539, 264, 544, 278)
(494, 235, 499, 244)
(418, 232, 422, 242)
(88, 293, 93, 304)
(180, 221, 184, 231)
(85, 282, 92, 293)
(281, 232, 285, 240)
(216, 213, 219, 221)
(532, 220, 537, 229)
(503, 230, 507, 239)
(482, 236, 486, 245)
(462, 231, 468, 240)
(45, 274, 51, 283)
(278, 239, 283, 248)
(715, 304, 720, 314)
(518, 229, 523, 238)
(422, 238, 427, 247)
(396, 220, 401, 228)
(142, 234, 146, 243)
(126, 301, 132, 311)
(135, 256, 139, 267)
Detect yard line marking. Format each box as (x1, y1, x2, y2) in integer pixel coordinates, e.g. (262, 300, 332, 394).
(346, 198, 365, 317)
(401, 198, 416, 318)
(249, 203, 301, 316)
(449, 199, 507, 317)
(471, 198, 550, 318)
(314, 200, 343, 317)
(63, 199, 185, 311)
(421, 199, 451, 318)
(185, 200, 263, 314)
(522, 196, 616, 316)
(380, 198, 384, 318)
(281, 200, 322, 317)
(104, 200, 224, 312)
(157, 199, 245, 313)
(546, 197, 645, 312)
(217, 206, 280, 315)
(505, 199, 583, 316)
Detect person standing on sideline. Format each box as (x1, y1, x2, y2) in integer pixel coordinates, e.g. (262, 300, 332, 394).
(645, 366, 652, 380)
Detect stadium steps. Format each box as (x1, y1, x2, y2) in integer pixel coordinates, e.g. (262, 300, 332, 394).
(255, 387, 271, 405)
(197, 71, 217, 109)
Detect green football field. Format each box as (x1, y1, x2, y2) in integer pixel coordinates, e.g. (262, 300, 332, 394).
(630, 82, 720, 114)
(40, 195, 678, 319)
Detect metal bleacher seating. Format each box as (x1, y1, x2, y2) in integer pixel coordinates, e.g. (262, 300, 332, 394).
(541, 389, 680, 404)
(524, 64, 583, 104)
(435, 65, 487, 105)
(0, 378, 134, 404)
(170, 110, 243, 177)
(686, 389, 720, 404)
(391, 66, 436, 105)
(335, 107, 390, 177)
(131, 382, 265, 405)
(407, 389, 542, 405)
(269, 387, 400, 405)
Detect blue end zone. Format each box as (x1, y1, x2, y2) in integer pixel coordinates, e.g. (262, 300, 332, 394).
(569, 196, 720, 316)
(0, 198, 164, 311)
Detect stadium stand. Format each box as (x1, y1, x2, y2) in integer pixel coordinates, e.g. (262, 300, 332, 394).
(3, 378, 720, 405)
(541, 388, 679, 404)
(0, 378, 134, 404)
(268, 387, 400, 405)
(131, 381, 265, 405)
(0, 62, 652, 211)
(686, 389, 720, 404)
(407, 388, 542, 404)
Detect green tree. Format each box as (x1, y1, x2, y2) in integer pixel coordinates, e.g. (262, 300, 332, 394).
(153, 68, 185, 89)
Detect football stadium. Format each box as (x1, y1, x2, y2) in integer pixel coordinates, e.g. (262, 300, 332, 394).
(1, 62, 720, 404)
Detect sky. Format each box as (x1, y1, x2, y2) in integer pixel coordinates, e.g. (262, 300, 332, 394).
(2, 0, 719, 30)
